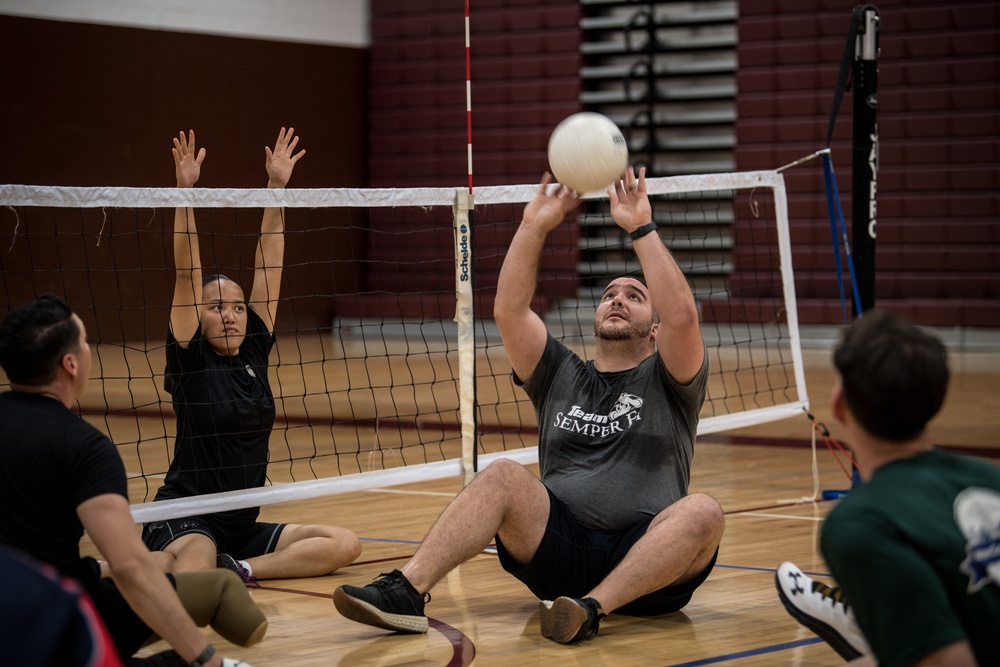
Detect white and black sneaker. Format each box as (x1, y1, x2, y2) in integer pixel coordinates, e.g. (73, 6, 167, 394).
(775, 562, 871, 660)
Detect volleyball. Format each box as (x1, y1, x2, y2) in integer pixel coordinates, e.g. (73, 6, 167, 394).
(547, 112, 629, 193)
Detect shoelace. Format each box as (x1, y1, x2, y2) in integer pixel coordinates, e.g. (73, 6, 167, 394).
(217, 555, 260, 589)
(240, 571, 260, 589)
(812, 580, 850, 610)
(233, 562, 259, 589)
(373, 571, 431, 603)
(580, 598, 607, 639)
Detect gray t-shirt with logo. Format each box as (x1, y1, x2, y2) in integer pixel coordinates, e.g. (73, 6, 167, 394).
(518, 335, 708, 532)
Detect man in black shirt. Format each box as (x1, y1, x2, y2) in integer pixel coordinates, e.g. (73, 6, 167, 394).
(0, 295, 266, 665)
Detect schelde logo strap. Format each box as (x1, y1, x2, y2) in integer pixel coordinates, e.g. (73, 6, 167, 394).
(954, 487, 1000, 593)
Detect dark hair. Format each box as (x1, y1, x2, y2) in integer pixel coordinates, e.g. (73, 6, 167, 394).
(833, 309, 949, 442)
(202, 273, 235, 287)
(618, 273, 647, 287)
(201, 274, 248, 305)
(604, 274, 660, 323)
(0, 295, 81, 386)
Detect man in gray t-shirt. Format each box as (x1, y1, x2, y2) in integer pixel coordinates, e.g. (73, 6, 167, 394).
(333, 167, 723, 644)
(522, 333, 708, 533)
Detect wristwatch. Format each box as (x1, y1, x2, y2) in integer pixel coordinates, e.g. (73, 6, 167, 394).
(629, 221, 657, 241)
(190, 645, 216, 667)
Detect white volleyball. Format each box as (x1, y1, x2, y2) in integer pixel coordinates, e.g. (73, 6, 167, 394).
(547, 112, 629, 193)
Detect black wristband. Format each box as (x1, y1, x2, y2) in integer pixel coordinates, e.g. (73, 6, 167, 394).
(629, 221, 657, 241)
(190, 645, 216, 667)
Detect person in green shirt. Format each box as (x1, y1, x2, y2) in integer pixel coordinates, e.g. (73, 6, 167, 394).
(776, 309, 1000, 667)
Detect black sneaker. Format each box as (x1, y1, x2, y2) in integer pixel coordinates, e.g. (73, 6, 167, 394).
(539, 596, 606, 644)
(126, 650, 187, 667)
(775, 562, 871, 660)
(217, 553, 259, 589)
(333, 569, 430, 633)
(127, 652, 253, 667)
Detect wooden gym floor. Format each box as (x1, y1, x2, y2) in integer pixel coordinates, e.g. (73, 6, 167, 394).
(77, 343, 999, 666)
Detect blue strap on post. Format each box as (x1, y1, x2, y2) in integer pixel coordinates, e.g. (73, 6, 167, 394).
(822, 151, 864, 321)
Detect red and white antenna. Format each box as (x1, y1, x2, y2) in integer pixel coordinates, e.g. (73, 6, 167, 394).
(457, 0, 478, 482)
(464, 0, 474, 194)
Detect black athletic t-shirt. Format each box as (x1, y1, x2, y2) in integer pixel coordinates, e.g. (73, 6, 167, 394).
(153, 308, 275, 526)
(0, 391, 128, 580)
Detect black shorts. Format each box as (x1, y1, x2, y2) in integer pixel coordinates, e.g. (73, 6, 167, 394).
(495, 487, 717, 615)
(141, 515, 285, 560)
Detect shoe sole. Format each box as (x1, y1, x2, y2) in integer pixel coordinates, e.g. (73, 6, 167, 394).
(333, 587, 428, 634)
(775, 571, 862, 661)
(539, 597, 590, 644)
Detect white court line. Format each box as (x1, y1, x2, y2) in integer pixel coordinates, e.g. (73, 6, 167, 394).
(365, 488, 456, 498)
(735, 512, 825, 522)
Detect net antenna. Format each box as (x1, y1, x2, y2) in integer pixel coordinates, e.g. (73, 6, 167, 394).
(0, 170, 808, 524)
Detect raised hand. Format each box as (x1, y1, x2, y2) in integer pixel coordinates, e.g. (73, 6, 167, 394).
(265, 127, 306, 188)
(173, 130, 206, 189)
(608, 166, 653, 233)
(521, 172, 579, 234)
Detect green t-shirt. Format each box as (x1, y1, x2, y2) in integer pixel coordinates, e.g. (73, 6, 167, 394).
(821, 449, 1000, 667)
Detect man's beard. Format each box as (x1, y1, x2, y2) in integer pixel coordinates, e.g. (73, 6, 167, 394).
(595, 317, 652, 341)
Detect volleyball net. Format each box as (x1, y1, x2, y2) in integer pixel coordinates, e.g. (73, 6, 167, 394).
(0, 171, 807, 522)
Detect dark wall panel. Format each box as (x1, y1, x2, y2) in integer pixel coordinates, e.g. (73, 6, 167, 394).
(0, 15, 368, 336)
(0, 15, 366, 189)
(357, 0, 582, 319)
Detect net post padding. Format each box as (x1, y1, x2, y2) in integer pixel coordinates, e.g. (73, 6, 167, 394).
(453, 189, 476, 483)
